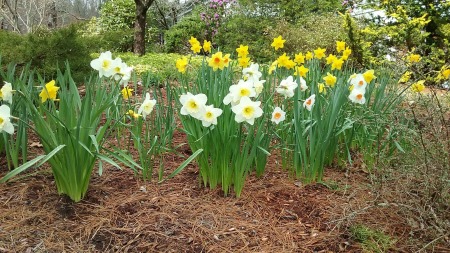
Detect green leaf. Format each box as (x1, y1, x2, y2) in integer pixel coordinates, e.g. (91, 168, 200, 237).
(159, 148, 203, 183)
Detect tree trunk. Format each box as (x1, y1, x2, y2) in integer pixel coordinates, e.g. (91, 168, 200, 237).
(133, 0, 155, 56)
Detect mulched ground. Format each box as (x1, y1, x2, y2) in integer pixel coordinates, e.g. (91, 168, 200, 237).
(1, 86, 449, 252)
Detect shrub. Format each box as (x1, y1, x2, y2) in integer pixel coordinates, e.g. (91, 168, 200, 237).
(0, 24, 92, 83)
(164, 13, 206, 54)
(215, 15, 272, 62)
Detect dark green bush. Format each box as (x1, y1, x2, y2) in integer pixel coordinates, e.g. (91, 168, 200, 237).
(215, 15, 272, 62)
(0, 24, 92, 82)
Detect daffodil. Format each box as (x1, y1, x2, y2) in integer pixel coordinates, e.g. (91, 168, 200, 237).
(342, 47, 352, 60)
(253, 80, 266, 96)
(231, 96, 263, 125)
(349, 73, 367, 90)
(200, 105, 223, 127)
(39, 80, 59, 103)
(441, 68, 450, 79)
(363, 69, 376, 83)
(276, 76, 298, 98)
(191, 43, 202, 54)
(271, 107, 286, 125)
(318, 83, 326, 94)
(0, 104, 14, 134)
(1, 82, 13, 104)
(398, 71, 411, 83)
(243, 63, 262, 83)
(314, 47, 326, 60)
(326, 54, 337, 65)
(294, 65, 309, 78)
(112, 59, 133, 85)
(294, 53, 305, 65)
(236, 45, 249, 58)
(305, 51, 313, 61)
(238, 56, 251, 68)
(349, 89, 366, 104)
(303, 94, 316, 111)
(299, 77, 308, 92)
(222, 54, 231, 68)
(331, 58, 344, 70)
(126, 110, 141, 119)
(277, 53, 290, 68)
(268, 60, 278, 74)
(336, 41, 346, 53)
(271, 35, 286, 51)
(411, 80, 425, 93)
(209, 52, 224, 70)
(407, 54, 421, 63)
(138, 92, 157, 119)
(189, 36, 199, 46)
(323, 73, 337, 87)
(121, 87, 133, 100)
(203, 40, 212, 53)
(180, 92, 208, 119)
(176, 57, 189, 73)
(90, 51, 115, 78)
(223, 79, 256, 105)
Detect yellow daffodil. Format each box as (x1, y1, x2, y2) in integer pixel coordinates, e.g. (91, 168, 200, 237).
(238, 56, 251, 68)
(209, 52, 224, 70)
(268, 60, 278, 74)
(39, 80, 59, 103)
(305, 51, 313, 61)
(176, 57, 189, 73)
(331, 58, 344, 70)
(271, 35, 286, 51)
(223, 54, 231, 68)
(121, 87, 133, 100)
(326, 54, 337, 65)
(126, 110, 141, 119)
(285, 59, 296, 69)
(411, 80, 425, 93)
(336, 41, 346, 53)
(189, 36, 200, 47)
(294, 65, 309, 78)
(407, 54, 421, 63)
(236, 45, 249, 58)
(314, 47, 326, 60)
(398, 71, 411, 83)
(323, 72, 337, 87)
(191, 43, 202, 54)
(203, 40, 212, 53)
(294, 53, 305, 65)
(318, 83, 326, 94)
(363, 69, 376, 83)
(442, 69, 450, 79)
(342, 47, 352, 60)
(277, 53, 290, 68)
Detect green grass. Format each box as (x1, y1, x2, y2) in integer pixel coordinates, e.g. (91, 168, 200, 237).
(350, 225, 396, 253)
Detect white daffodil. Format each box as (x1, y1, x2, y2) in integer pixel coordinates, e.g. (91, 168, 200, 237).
(276, 76, 298, 98)
(200, 105, 223, 127)
(271, 106, 286, 124)
(242, 63, 262, 83)
(90, 51, 114, 78)
(180, 92, 207, 119)
(1, 82, 13, 104)
(253, 79, 266, 96)
(138, 92, 157, 119)
(299, 77, 308, 91)
(303, 94, 316, 111)
(223, 79, 256, 105)
(0, 104, 14, 134)
(349, 89, 366, 104)
(349, 73, 367, 91)
(231, 96, 263, 125)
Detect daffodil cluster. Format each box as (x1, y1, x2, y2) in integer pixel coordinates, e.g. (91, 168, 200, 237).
(236, 44, 250, 68)
(179, 92, 223, 127)
(348, 70, 376, 104)
(90, 51, 133, 85)
(188, 37, 211, 55)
